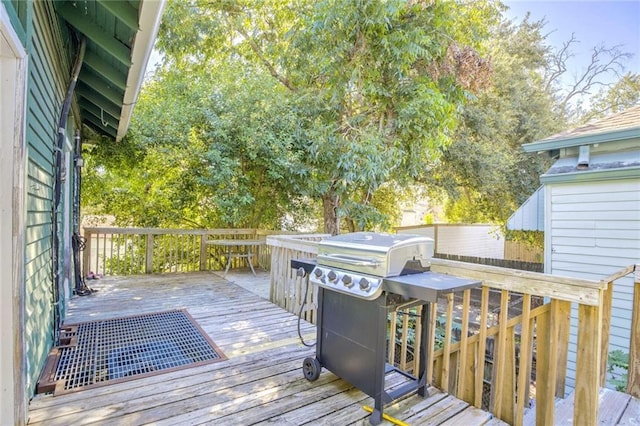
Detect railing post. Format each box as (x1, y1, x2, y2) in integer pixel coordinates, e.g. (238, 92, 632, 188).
(145, 234, 154, 274)
(628, 266, 640, 398)
(574, 298, 603, 426)
(199, 234, 208, 271)
(82, 229, 92, 279)
(535, 304, 553, 424)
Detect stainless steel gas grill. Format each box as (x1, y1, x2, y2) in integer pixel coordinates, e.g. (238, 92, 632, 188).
(292, 232, 481, 425)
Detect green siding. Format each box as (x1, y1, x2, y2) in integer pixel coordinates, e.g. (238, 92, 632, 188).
(23, 0, 71, 397)
(3, 0, 26, 43)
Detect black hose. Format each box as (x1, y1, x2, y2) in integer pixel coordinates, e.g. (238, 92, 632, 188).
(51, 33, 86, 344)
(297, 270, 316, 347)
(72, 130, 93, 296)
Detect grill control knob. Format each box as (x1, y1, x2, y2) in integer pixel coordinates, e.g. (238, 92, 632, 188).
(313, 268, 323, 278)
(327, 270, 337, 282)
(359, 277, 371, 292)
(342, 275, 353, 288)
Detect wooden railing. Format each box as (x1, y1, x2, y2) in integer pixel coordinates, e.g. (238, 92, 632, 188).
(600, 264, 640, 399)
(268, 235, 639, 425)
(266, 234, 329, 323)
(81, 227, 289, 276)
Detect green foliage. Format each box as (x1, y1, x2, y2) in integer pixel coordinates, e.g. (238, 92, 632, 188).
(582, 73, 640, 122)
(156, 0, 498, 233)
(504, 230, 544, 251)
(608, 350, 629, 392)
(432, 16, 559, 225)
(81, 1, 638, 234)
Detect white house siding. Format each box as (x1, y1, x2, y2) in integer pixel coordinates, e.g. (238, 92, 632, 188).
(547, 179, 640, 391)
(397, 224, 505, 258)
(436, 225, 505, 258)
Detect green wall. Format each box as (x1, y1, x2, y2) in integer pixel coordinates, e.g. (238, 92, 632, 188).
(5, 0, 77, 397)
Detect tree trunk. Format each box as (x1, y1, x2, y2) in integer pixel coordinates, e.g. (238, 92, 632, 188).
(322, 191, 340, 235)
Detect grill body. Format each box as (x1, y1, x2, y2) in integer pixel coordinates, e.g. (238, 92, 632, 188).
(293, 232, 480, 425)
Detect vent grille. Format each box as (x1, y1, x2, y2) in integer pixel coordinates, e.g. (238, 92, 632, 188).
(37, 309, 226, 395)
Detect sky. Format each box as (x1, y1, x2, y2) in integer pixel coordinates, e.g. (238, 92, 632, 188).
(503, 0, 640, 89)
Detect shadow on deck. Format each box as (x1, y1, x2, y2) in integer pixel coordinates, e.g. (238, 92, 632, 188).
(28, 271, 506, 425)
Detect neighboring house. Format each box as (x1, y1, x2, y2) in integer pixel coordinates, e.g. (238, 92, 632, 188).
(0, 1, 165, 424)
(508, 105, 640, 392)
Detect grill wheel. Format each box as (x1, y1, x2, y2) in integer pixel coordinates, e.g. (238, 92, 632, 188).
(302, 357, 321, 381)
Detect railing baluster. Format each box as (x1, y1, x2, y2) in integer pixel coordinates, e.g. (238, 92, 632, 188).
(389, 311, 397, 368)
(413, 307, 422, 375)
(474, 285, 489, 409)
(400, 309, 409, 371)
(427, 300, 437, 390)
(442, 292, 454, 393)
(457, 289, 472, 401)
(515, 294, 532, 426)
(492, 290, 510, 416)
(104, 232, 109, 275)
(628, 268, 640, 397)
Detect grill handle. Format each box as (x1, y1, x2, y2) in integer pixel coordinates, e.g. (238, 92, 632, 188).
(317, 254, 380, 267)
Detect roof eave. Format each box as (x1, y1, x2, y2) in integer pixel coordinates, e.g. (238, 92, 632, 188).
(523, 127, 640, 153)
(540, 165, 640, 184)
(115, 0, 166, 142)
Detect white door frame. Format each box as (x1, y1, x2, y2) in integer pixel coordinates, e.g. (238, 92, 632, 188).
(0, 4, 28, 425)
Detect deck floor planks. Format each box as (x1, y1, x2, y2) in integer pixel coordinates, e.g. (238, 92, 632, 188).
(29, 348, 314, 424)
(28, 272, 508, 426)
(618, 396, 640, 425)
(28, 344, 309, 412)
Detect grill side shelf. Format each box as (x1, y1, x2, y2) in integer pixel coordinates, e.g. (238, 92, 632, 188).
(290, 258, 316, 274)
(383, 272, 481, 302)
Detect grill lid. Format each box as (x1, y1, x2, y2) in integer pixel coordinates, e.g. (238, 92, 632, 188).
(317, 232, 434, 278)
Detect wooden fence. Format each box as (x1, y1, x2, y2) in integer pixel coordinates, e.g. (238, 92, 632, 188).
(435, 252, 543, 272)
(395, 224, 543, 263)
(81, 227, 292, 277)
(267, 235, 640, 425)
(266, 234, 329, 324)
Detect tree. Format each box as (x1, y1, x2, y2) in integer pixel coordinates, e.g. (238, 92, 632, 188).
(581, 72, 640, 121)
(83, 58, 314, 229)
(544, 37, 633, 124)
(431, 16, 559, 224)
(83, 1, 500, 232)
(433, 11, 636, 226)
(157, 0, 498, 234)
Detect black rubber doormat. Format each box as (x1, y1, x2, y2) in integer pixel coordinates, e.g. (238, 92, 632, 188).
(37, 309, 226, 395)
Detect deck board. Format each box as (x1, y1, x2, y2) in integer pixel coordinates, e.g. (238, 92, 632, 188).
(28, 272, 506, 425)
(522, 386, 640, 425)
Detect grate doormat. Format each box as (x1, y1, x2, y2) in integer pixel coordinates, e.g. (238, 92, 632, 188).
(37, 309, 226, 395)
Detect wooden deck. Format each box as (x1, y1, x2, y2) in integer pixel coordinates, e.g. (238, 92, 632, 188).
(523, 387, 640, 426)
(28, 271, 505, 426)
